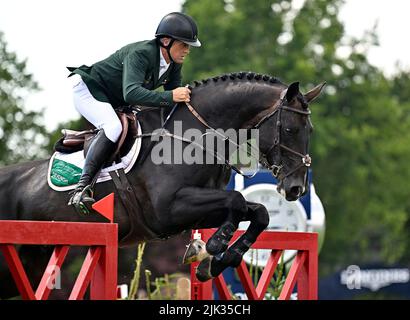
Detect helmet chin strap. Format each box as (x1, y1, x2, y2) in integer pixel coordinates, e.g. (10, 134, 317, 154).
(159, 38, 175, 63)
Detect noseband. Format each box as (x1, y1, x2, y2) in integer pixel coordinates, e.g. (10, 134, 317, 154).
(253, 98, 312, 179)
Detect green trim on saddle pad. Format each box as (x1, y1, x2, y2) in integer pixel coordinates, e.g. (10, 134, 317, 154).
(50, 158, 82, 187)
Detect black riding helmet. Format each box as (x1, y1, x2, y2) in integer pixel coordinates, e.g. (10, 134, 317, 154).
(155, 12, 201, 48)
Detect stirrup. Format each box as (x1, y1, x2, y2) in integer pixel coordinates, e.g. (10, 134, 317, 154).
(68, 185, 95, 215)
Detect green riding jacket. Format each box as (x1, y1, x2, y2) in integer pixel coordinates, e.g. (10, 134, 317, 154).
(67, 39, 181, 108)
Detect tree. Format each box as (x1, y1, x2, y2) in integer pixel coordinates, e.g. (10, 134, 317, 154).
(182, 0, 410, 274)
(0, 31, 49, 165)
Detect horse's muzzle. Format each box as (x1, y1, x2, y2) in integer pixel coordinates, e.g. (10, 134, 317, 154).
(286, 186, 303, 201)
(277, 182, 304, 201)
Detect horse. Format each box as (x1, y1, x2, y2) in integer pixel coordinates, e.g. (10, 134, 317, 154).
(0, 71, 324, 298)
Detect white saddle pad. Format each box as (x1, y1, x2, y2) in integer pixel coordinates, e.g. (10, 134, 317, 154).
(47, 121, 142, 191)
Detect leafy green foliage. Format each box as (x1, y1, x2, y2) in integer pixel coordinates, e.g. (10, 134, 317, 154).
(0, 31, 49, 165)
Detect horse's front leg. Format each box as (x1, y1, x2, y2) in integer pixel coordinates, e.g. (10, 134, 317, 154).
(169, 187, 269, 281)
(168, 186, 248, 259)
(199, 201, 269, 280)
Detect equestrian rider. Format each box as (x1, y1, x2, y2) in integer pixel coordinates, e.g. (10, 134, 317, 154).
(67, 12, 201, 213)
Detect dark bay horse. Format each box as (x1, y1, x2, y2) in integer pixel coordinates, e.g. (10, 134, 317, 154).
(0, 72, 324, 297)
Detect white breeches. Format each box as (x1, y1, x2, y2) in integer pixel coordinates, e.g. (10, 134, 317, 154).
(71, 75, 122, 143)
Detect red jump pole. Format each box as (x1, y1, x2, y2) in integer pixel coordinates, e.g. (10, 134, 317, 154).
(0, 193, 119, 300)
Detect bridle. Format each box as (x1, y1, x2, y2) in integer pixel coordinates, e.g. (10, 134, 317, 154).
(185, 94, 312, 181)
(136, 91, 312, 186)
(253, 97, 312, 179)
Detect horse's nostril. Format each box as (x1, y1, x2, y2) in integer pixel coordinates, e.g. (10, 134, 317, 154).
(290, 186, 302, 196)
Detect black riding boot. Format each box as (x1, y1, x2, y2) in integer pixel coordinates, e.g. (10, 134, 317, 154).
(68, 129, 116, 214)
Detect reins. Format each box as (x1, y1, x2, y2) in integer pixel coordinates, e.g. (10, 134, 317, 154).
(133, 92, 312, 181)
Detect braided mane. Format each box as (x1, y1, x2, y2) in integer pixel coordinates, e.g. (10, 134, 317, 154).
(187, 71, 283, 90)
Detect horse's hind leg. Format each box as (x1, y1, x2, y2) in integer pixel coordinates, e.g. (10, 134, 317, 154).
(0, 258, 20, 299)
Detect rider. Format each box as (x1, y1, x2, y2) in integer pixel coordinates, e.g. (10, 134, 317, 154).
(67, 12, 201, 213)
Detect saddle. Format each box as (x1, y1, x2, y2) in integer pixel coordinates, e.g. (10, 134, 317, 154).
(53, 108, 160, 242)
(54, 109, 139, 165)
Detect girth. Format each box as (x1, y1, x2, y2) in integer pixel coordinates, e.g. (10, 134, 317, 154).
(109, 168, 161, 245)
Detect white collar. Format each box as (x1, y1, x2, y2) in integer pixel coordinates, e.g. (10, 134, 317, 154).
(159, 48, 170, 71)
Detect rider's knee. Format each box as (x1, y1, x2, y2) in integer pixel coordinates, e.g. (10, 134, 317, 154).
(103, 119, 122, 143)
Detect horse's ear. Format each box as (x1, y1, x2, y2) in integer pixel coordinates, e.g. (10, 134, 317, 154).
(304, 82, 326, 103)
(285, 82, 300, 102)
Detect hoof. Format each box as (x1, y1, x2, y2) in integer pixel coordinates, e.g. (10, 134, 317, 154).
(196, 257, 213, 282)
(182, 239, 209, 264)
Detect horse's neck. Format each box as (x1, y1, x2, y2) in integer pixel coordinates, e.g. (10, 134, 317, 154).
(191, 82, 284, 130)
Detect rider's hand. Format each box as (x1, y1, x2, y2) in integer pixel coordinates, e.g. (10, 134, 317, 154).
(172, 87, 191, 103)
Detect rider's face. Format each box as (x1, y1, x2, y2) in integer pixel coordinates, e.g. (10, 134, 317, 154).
(169, 40, 191, 64)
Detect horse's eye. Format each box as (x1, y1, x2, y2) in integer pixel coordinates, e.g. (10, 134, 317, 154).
(285, 127, 299, 134)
